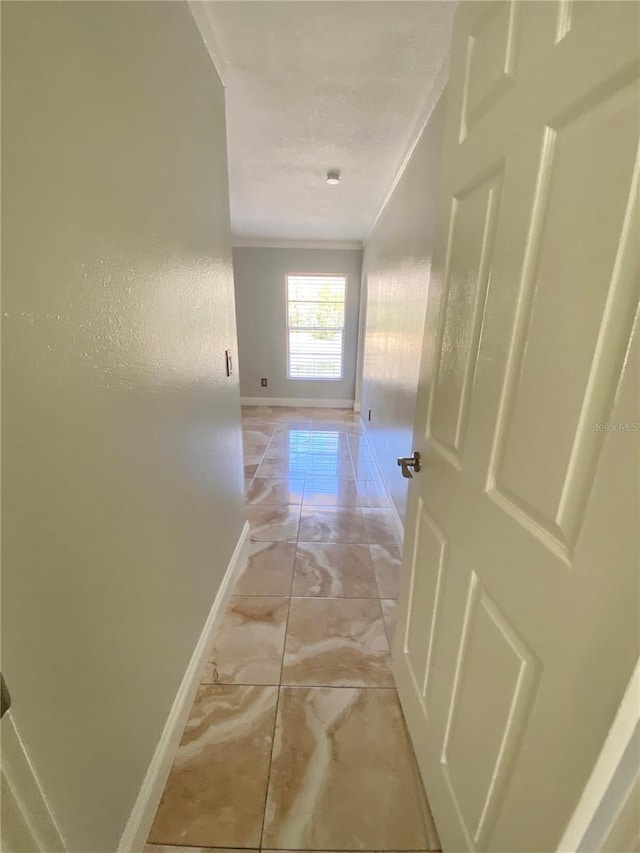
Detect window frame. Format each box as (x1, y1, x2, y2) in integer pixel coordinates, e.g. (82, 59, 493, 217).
(285, 272, 348, 382)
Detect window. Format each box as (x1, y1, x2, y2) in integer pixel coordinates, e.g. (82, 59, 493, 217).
(286, 274, 346, 380)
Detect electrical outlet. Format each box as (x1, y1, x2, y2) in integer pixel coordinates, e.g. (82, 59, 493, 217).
(368, 409, 372, 421)
(261, 378, 268, 387)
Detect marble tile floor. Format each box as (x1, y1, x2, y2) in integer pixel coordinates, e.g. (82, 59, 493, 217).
(147, 407, 440, 853)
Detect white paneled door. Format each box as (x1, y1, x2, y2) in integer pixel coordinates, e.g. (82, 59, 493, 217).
(1, 713, 66, 853)
(393, 2, 640, 851)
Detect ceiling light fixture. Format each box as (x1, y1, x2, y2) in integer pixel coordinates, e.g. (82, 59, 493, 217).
(326, 169, 341, 185)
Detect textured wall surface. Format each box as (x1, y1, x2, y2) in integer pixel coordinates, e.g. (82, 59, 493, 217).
(361, 95, 446, 522)
(1, 3, 244, 851)
(233, 247, 362, 401)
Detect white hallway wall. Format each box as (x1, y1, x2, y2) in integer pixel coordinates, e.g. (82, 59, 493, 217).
(233, 246, 362, 403)
(1, 3, 245, 851)
(361, 95, 447, 523)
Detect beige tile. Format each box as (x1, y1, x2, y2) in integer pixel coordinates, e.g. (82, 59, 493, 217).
(347, 437, 373, 459)
(242, 416, 275, 429)
(351, 459, 379, 481)
(310, 412, 355, 424)
(148, 685, 278, 849)
(244, 426, 276, 436)
(243, 446, 264, 462)
(315, 424, 360, 435)
(261, 445, 309, 462)
(242, 441, 269, 457)
(244, 462, 259, 478)
(381, 598, 399, 648)
(282, 597, 394, 687)
(245, 477, 304, 506)
(202, 596, 288, 685)
(303, 477, 360, 507)
(242, 443, 268, 461)
(370, 543, 402, 598)
(233, 541, 296, 596)
(248, 505, 300, 541)
(347, 445, 373, 465)
(145, 847, 250, 852)
(256, 457, 307, 478)
(279, 420, 313, 430)
(267, 431, 310, 449)
(305, 456, 355, 479)
(307, 453, 354, 472)
(298, 507, 367, 544)
(292, 543, 378, 598)
(353, 476, 389, 507)
(308, 435, 351, 454)
(306, 436, 350, 448)
(242, 427, 272, 445)
(362, 507, 400, 547)
(262, 687, 431, 850)
(274, 406, 311, 416)
(305, 423, 348, 434)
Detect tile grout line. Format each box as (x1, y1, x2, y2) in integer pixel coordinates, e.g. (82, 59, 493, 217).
(258, 681, 283, 851)
(242, 418, 286, 850)
(257, 418, 295, 851)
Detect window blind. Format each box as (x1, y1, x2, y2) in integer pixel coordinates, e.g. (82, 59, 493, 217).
(286, 274, 346, 380)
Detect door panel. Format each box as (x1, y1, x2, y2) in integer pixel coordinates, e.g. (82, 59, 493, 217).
(404, 500, 448, 712)
(442, 578, 538, 848)
(493, 78, 639, 552)
(429, 168, 503, 463)
(461, 2, 520, 142)
(393, 3, 640, 851)
(1, 714, 66, 853)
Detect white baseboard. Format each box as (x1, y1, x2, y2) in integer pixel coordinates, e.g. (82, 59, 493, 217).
(118, 520, 250, 853)
(359, 419, 404, 549)
(353, 402, 362, 414)
(240, 396, 354, 409)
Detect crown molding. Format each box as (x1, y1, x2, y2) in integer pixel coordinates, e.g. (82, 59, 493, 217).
(231, 238, 363, 251)
(189, 2, 226, 86)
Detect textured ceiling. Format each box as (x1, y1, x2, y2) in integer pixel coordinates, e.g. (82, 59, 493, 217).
(195, 1, 455, 244)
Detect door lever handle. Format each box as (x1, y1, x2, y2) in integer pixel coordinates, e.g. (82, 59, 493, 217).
(397, 451, 421, 479)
